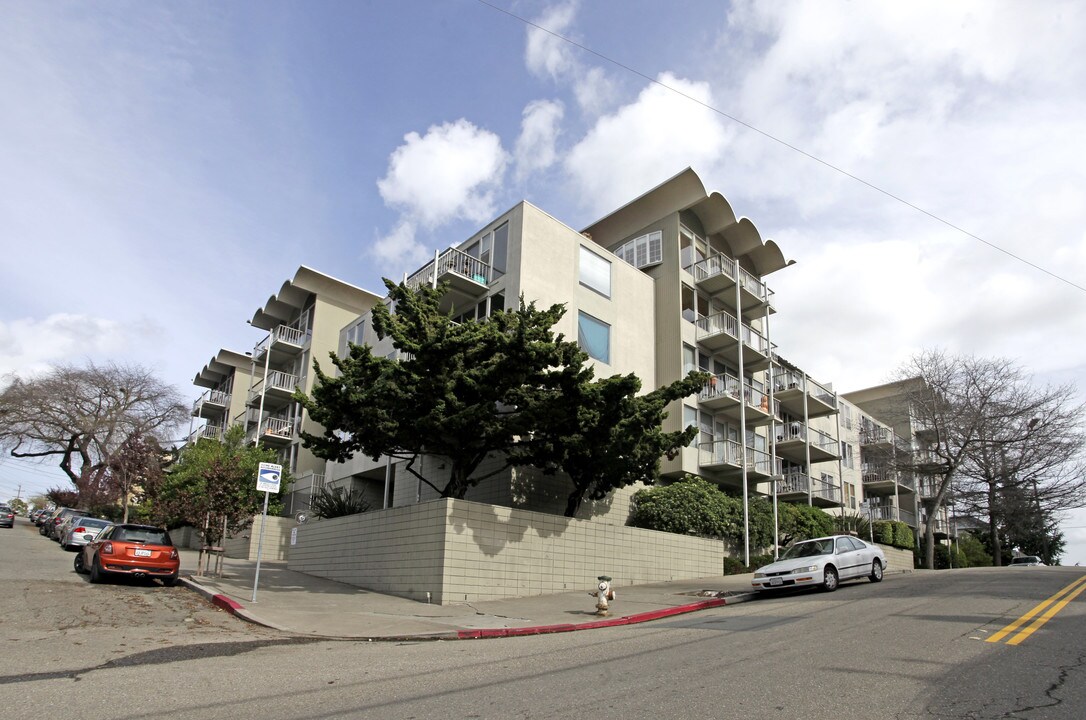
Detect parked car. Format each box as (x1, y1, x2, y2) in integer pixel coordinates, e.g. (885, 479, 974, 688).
(44, 508, 90, 540)
(752, 535, 887, 593)
(0, 505, 14, 529)
(74, 524, 180, 586)
(33, 509, 54, 526)
(60, 517, 113, 551)
(1010, 555, 1046, 566)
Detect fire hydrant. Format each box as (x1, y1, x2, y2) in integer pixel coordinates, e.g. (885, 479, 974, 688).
(591, 575, 616, 616)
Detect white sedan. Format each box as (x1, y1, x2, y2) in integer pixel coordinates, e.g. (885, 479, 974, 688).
(752, 535, 887, 592)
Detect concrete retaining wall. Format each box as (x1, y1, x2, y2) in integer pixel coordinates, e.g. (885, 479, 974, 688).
(879, 544, 914, 573)
(223, 516, 295, 561)
(288, 498, 724, 604)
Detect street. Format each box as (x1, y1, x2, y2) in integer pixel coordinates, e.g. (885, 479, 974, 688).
(2, 516, 1084, 719)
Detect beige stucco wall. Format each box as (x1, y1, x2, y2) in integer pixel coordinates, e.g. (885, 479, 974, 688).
(288, 498, 724, 604)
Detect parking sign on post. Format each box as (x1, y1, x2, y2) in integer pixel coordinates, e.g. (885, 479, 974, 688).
(251, 462, 283, 602)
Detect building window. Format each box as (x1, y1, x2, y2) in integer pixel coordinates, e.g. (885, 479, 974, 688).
(840, 403, 853, 430)
(682, 344, 696, 375)
(579, 246, 612, 298)
(489, 292, 505, 315)
(613, 231, 662, 270)
(577, 312, 610, 363)
(492, 222, 508, 277)
(683, 405, 698, 447)
(841, 442, 855, 469)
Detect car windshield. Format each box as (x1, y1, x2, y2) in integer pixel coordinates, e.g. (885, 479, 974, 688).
(113, 528, 172, 545)
(79, 519, 111, 530)
(781, 539, 835, 559)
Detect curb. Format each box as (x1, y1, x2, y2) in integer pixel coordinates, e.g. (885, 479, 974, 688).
(179, 575, 758, 641)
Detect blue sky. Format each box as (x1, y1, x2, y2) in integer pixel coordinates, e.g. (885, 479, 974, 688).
(2, 1, 1084, 562)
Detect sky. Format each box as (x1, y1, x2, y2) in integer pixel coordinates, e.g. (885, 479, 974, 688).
(1, 0, 1084, 563)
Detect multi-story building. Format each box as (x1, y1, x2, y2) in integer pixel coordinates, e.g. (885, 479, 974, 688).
(321, 169, 881, 553)
(190, 170, 936, 554)
(190, 266, 382, 513)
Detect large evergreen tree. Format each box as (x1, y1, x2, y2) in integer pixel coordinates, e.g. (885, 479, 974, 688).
(297, 279, 704, 509)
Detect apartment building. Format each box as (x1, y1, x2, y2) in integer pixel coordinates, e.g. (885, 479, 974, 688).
(189, 266, 382, 513)
(322, 168, 894, 545)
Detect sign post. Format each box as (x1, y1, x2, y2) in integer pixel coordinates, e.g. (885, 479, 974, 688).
(251, 462, 282, 603)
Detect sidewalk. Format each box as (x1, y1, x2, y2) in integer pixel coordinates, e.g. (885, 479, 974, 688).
(177, 550, 758, 640)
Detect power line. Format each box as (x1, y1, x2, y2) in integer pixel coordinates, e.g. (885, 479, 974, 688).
(476, 0, 1086, 295)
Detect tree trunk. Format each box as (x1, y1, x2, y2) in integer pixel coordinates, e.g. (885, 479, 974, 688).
(987, 484, 1001, 567)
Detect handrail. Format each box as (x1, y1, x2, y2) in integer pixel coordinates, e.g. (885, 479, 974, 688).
(691, 253, 737, 284)
(700, 372, 742, 402)
(405, 246, 490, 291)
(738, 266, 768, 301)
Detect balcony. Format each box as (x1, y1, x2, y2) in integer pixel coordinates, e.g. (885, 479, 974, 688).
(868, 504, 918, 527)
(252, 324, 308, 365)
(700, 376, 778, 427)
(258, 416, 294, 447)
(404, 246, 490, 313)
(771, 371, 838, 419)
(192, 388, 231, 419)
(776, 472, 841, 508)
(247, 371, 301, 410)
(695, 312, 773, 371)
(187, 423, 223, 444)
(692, 254, 776, 320)
(862, 464, 917, 495)
(697, 442, 780, 485)
(774, 422, 839, 463)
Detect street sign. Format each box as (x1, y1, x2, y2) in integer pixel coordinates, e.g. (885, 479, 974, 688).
(256, 462, 282, 493)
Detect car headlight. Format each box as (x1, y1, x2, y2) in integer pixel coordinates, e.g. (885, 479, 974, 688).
(753, 572, 766, 579)
(791, 565, 819, 574)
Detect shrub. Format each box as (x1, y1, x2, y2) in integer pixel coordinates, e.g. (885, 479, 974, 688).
(723, 553, 775, 575)
(891, 521, 914, 549)
(779, 502, 835, 544)
(874, 521, 894, 545)
(309, 486, 369, 519)
(834, 511, 871, 539)
(957, 531, 993, 567)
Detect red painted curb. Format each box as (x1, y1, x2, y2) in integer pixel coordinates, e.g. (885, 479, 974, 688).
(212, 594, 245, 614)
(455, 598, 730, 639)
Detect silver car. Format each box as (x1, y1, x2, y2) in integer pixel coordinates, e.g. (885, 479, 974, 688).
(752, 535, 887, 592)
(60, 517, 113, 550)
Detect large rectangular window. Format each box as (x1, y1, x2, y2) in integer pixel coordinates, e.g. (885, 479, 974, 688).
(577, 311, 610, 363)
(684, 405, 698, 447)
(579, 246, 611, 298)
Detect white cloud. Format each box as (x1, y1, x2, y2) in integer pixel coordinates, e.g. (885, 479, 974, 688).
(525, 2, 615, 116)
(376, 119, 508, 229)
(371, 220, 432, 276)
(514, 99, 565, 181)
(0, 314, 132, 381)
(565, 73, 732, 216)
(525, 2, 579, 81)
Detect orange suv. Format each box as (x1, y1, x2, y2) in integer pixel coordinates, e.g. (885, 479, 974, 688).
(74, 523, 181, 586)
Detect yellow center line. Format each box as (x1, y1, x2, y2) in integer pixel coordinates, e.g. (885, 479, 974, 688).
(986, 574, 1086, 644)
(1006, 579, 1086, 645)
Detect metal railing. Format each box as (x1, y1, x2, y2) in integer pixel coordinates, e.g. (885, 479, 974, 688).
(255, 324, 308, 356)
(188, 424, 222, 443)
(692, 253, 737, 284)
(807, 378, 836, 409)
(809, 427, 837, 455)
(777, 472, 841, 503)
(695, 310, 739, 342)
(738, 266, 768, 302)
(698, 439, 744, 468)
(262, 416, 294, 439)
(405, 246, 490, 291)
(700, 372, 742, 402)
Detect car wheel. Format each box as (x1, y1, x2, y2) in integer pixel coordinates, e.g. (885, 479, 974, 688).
(73, 553, 86, 574)
(89, 556, 104, 584)
(161, 575, 178, 588)
(870, 559, 884, 583)
(822, 566, 839, 592)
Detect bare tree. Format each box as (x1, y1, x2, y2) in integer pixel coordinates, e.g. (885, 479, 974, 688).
(890, 351, 1054, 570)
(107, 432, 170, 523)
(0, 362, 188, 510)
(955, 383, 1086, 564)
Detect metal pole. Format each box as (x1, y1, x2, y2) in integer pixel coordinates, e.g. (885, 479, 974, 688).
(734, 258, 749, 567)
(383, 455, 392, 509)
(251, 490, 270, 603)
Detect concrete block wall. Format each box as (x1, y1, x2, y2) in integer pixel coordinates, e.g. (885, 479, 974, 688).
(289, 502, 447, 602)
(223, 515, 295, 561)
(288, 498, 723, 605)
(878, 544, 914, 573)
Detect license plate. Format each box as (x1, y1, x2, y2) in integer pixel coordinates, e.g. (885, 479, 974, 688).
(134, 548, 152, 557)
(770, 577, 783, 586)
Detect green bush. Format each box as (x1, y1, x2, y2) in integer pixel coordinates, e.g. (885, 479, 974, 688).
(891, 521, 914, 549)
(873, 521, 894, 545)
(834, 511, 871, 539)
(915, 542, 967, 569)
(309, 486, 370, 519)
(723, 553, 775, 575)
(957, 531, 993, 567)
(779, 502, 835, 544)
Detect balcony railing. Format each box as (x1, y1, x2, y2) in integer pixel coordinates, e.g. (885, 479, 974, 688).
(255, 324, 308, 357)
(738, 266, 768, 303)
(262, 416, 294, 439)
(807, 378, 836, 409)
(405, 246, 490, 291)
(692, 254, 737, 285)
(777, 472, 841, 504)
(809, 427, 837, 455)
(700, 372, 742, 402)
(192, 388, 231, 417)
(695, 310, 739, 342)
(188, 423, 222, 444)
(698, 439, 744, 468)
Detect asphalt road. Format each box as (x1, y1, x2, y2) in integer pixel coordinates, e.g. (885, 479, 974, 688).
(2, 515, 1084, 719)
